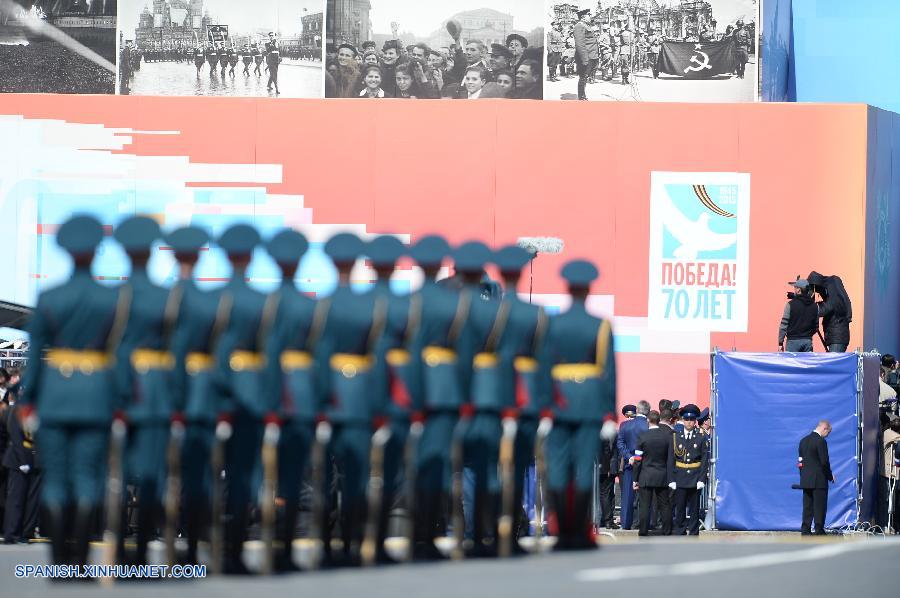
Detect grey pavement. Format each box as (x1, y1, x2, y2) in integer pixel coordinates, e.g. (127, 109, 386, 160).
(2, 533, 898, 597)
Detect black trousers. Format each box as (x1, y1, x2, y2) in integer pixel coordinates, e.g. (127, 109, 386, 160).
(3, 468, 42, 541)
(673, 487, 700, 535)
(638, 486, 671, 536)
(576, 58, 597, 99)
(801, 488, 827, 534)
(598, 474, 615, 526)
(876, 476, 899, 532)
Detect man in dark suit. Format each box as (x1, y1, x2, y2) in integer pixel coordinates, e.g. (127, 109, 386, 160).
(617, 400, 649, 529)
(633, 410, 673, 536)
(595, 428, 619, 529)
(799, 420, 835, 535)
(3, 398, 41, 544)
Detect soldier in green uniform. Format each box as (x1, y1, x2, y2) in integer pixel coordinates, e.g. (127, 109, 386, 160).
(113, 216, 177, 566)
(20, 215, 123, 568)
(318, 233, 386, 566)
(408, 235, 468, 560)
(166, 225, 220, 566)
(618, 21, 635, 84)
(262, 229, 320, 572)
(454, 242, 502, 557)
(214, 224, 269, 574)
(367, 235, 420, 564)
(493, 246, 551, 552)
(545, 260, 616, 550)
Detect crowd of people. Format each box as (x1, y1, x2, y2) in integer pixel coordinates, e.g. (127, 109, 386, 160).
(325, 21, 543, 99)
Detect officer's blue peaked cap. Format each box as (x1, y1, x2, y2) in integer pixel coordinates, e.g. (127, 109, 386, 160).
(453, 241, 491, 273)
(114, 216, 160, 253)
(410, 235, 450, 268)
(680, 404, 702, 420)
(267, 229, 308, 265)
(57, 215, 104, 256)
(218, 224, 261, 256)
(164, 226, 209, 256)
(561, 259, 599, 286)
(367, 236, 406, 268)
(324, 232, 363, 264)
(494, 245, 533, 273)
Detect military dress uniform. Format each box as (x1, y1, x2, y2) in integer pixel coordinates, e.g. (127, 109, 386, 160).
(367, 236, 422, 563)
(262, 229, 320, 571)
(214, 224, 270, 574)
(20, 216, 122, 568)
(492, 246, 551, 548)
(618, 26, 635, 84)
(318, 233, 386, 565)
(165, 225, 222, 565)
(545, 260, 616, 550)
(113, 216, 178, 565)
(671, 404, 708, 535)
(455, 242, 503, 557)
(265, 36, 280, 93)
(409, 235, 471, 560)
(194, 46, 206, 73)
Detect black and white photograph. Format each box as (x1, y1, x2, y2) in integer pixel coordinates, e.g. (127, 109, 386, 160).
(117, 0, 324, 97)
(546, 0, 758, 102)
(325, 0, 544, 99)
(0, 0, 116, 94)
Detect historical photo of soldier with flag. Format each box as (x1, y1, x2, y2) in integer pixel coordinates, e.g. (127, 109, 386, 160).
(325, 0, 544, 99)
(0, 0, 117, 94)
(117, 0, 324, 97)
(546, 0, 758, 102)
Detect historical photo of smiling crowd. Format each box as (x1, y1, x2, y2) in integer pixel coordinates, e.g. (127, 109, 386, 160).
(546, 0, 758, 102)
(117, 0, 324, 97)
(325, 0, 544, 99)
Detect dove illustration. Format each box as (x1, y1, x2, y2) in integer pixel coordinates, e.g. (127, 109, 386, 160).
(660, 193, 737, 260)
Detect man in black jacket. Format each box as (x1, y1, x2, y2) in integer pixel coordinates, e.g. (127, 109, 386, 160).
(633, 411, 673, 536)
(798, 420, 835, 535)
(807, 272, 852, 353)
(3, 398, 41, 543)
(778, 279, 818, 352)
(595, 430, 619, 529)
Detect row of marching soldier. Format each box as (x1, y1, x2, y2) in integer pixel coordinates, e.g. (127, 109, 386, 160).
(17, 215, 616, 577)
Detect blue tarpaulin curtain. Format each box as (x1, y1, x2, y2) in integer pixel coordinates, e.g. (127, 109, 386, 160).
(714, 352, 860, 531)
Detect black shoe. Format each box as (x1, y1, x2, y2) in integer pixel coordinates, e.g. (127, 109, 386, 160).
(467, 541, 498, 559)
(605, 522, 620, 530)
(274, 552, 301, 573)
(223, 558, 252, 575)
(3, 537, 16, 545)
(412, 541, 446, 561)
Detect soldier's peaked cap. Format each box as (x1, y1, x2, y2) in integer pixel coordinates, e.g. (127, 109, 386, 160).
(410, 235, 450, 268)
(561, 259, 599, 286)
(453, 241, 491, 273)
(324, 232, 363, 264)
(266, 229, 308, 265)
(114, 216, 160, 253)
(57, 215, 104, 256)
(680, 404, 701, 420)
(218, 224, 260, 256)
(367, 236, 406, 268)
(164, 226, 209, 256)
(494, 245, 533, 273)
(698, 407, 710, 424)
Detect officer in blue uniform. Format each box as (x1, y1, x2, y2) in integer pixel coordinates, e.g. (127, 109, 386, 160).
(319, 233, 385, 566)
(367, 235, 420, 564)
(262, 229, 319, 572)
(545, 260, 616, 550)
(671, 403, 708, 535)
(493, 246, 551, 551)
(113, 216, 176, 566)
(455, 241, 502, 557)
(166, 225, 220, 566)
(215, 224, 269, 574)
(20, 215, 122, 568)
(408, 235, 467, 560)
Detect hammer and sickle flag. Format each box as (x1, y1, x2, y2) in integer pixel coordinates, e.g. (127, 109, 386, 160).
(657, 39, 737, 79)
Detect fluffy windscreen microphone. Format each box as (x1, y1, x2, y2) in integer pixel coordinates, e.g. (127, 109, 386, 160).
(516, 237, 564, 255)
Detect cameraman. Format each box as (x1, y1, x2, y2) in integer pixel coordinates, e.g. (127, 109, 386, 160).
(778, 279, 818, 352)
(807, 271, 852, 352)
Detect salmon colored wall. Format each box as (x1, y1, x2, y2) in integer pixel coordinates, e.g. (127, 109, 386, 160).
(0, 95, 870, 411)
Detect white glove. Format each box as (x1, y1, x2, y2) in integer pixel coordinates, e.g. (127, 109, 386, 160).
(668, 482, 676, 490)
(696, 481, 705, 490)
(18, 464, 30, 474)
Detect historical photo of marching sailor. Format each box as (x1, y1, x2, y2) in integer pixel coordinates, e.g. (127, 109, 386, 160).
(117, 0, 324, 97)
(0, 0, 117, 94)
(546, 0, 758, 102)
